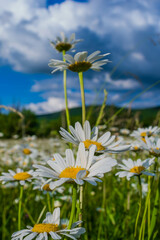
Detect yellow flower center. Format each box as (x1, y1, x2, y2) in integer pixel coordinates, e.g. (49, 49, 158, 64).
(150, 148, 160, 157)
(141, 137, 146, 143)
(13, 172, 32, 180)
(32, 223, 59, 233)
(43, 184, 52, 192)
(134, 146, 139, 150)
(62, 224, 67, 229)
(23, 148, 32, 155)
(59, 166, 88, 179)
(140, 132, 147, 137)
(68, 61, 92, 72)
(83, 139, 105, 151)
(130, 166, 145, 174)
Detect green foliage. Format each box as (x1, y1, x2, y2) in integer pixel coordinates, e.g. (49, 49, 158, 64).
(0, 106, 159, 138)
(22, 109, 39, 136)
(0, 112, 21, 138)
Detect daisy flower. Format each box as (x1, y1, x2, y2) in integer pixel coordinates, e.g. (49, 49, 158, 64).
(11, 208, 85, 240)
(131, 126, 160, 142)
(140, 137, 160, 157)
(59, 121, 130, 153)
(49, 50, 110, 73)
(20, 144, 38, 159)
(120, 128, 130, 135)
(34, 143, 117, 190)
(0, 168, 34, 185)
(33, 177, 65, 194)
(130, 140, 143, 151)
(115, 158, 155, 180)
(50, 32, 82, 52)
(23, 135, 37, 142)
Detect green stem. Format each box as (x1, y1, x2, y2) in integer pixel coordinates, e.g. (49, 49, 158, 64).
(148, 176, 151, 239)
(78, 72, 86, 125)
(139, 184, 151, 240)
(62, 50, 71, 131)
(97, 177, 107, 240)
(78, 71, 85, 225)
(149, 157, 159, 239)
(47, 192, 51, 212)
(68, 184, 77, 229)
(96, 89, 108, 126)
(79, 185, 83, 222)
(134, 175, 142, 238)
(18, 185, 23, 230)
(24, 206, 35, 225)
(36, 206, 46, 224)
(52, 195, 55, 212)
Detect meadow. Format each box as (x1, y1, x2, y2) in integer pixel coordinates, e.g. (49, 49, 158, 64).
(0, 32, 160, 240)
(0, 124, 160, 240)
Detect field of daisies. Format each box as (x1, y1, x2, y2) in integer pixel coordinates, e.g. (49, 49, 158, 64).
(1, 33, 160, 240)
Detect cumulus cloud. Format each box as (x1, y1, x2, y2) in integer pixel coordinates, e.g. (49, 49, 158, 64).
(131, 52, 145, 61)
(0, 0, 160, 75)
(25, 96, 79, 114)
(1, 0, 160, 113)
(105, 73, 141, 90)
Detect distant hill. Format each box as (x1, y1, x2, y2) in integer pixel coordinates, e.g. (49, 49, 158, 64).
(0, 105, 159, 138)
(37, 105, 160, 128)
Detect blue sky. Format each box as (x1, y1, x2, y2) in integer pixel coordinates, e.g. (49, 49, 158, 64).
(0, 0, 160, 114)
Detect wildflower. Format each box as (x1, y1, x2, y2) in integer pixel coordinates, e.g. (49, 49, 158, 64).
(130, 141, 143, 151)
(131, 126, 160, 142)
(33, 177, 65, 194)
(60, 121, 130, 153)
(0, 168, 34, 185)
(0, 132, 4, 137)
(11, 208, 85, 240)
(23, 135, 37, 142)
(140, 137, 160, 157)
(49, 51, 110, 73)
(20, 144, 38, 160)
(109, 127, 119, 132)
(50, 32, 82, 52)
(54, 200, 62, 208)
(115, 158, 155, 180)
(120, 128, 130, 135)
(34, 143, 117, 190)
(12, 134, 19, 139)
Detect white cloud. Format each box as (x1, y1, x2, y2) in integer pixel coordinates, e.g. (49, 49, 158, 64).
(131, 52, 145, 61)
(0, 0, 159, 73)
(111, 93, 121, 101)
(25, 96, 79, 114)
(105, 73, 140, 90)
(27, 71, 143, 113)
(1, 0, 160, 112)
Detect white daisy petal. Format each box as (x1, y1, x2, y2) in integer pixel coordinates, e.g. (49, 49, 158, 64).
(49, 178, 68, 190)
(49, 231, 61, 239)
(52, 208, 60, 225)
(23, 232, 37, 240)
(75, 122, 85, 141)
(64, 54, 74, 64)
(66, 149, 75, 167)
(84, 121, 91, 140)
